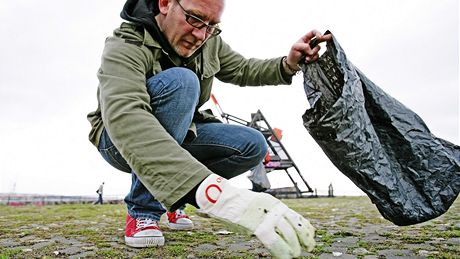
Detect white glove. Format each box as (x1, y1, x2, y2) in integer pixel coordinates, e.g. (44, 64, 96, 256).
(196, 174, 315, 259)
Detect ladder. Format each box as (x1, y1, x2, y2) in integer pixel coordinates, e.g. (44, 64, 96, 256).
(211, 94, 313, 197)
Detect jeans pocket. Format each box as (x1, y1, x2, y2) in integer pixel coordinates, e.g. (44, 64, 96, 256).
(99, 145, 131, 173)
(98, 129, 131, 173)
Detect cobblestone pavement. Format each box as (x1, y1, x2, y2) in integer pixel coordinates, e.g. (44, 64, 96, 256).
(0, 196, 459, 258)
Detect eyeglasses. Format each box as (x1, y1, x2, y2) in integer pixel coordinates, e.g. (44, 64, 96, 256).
(175, 0, 222, 37)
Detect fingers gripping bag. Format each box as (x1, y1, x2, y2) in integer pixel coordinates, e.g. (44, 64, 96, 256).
(302, 31, 460, 226)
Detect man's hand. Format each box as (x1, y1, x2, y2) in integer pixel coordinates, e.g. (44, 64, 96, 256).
(196, 174, 315, 259)
(285, 30, 332, 72)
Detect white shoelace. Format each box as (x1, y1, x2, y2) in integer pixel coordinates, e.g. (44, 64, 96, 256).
(136, 218, 158, 230)
(176, 209, 185, 217)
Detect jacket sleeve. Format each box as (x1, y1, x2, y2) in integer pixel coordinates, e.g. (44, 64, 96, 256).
(98, 35, 211, 209)
(213, 37, 292, 86)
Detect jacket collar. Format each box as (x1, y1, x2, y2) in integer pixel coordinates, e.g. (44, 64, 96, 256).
(143, 18, 202, 67)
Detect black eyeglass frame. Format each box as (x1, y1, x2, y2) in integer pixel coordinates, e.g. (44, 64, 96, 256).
(175, 0, 222, 36)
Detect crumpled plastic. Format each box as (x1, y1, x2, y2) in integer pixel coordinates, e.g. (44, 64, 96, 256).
(302, 31, 460, 226)
(248, 163, 271, 190)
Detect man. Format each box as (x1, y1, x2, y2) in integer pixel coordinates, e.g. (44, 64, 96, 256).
(87, 0, 331, 257)
(95, 182, 104, 204)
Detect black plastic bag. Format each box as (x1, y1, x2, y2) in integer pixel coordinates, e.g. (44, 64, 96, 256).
(302, 31, 460, 226)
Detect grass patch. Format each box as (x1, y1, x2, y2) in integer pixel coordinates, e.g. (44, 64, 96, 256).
(333, 230, 355, 237)
(0, 248, 23, 258)
(165, 244, 187, 256)
(400, 234, 430, 244)
(164, 231, 216, 244)
(95, 248, 125, 258)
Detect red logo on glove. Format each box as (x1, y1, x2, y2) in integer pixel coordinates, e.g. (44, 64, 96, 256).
(205, 184, 222, 204)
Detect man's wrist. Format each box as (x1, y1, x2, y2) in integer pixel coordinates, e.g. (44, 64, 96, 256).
(282, 56, 301, 76)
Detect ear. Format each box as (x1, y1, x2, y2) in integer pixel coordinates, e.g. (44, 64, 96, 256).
(158, 0, 172, 15)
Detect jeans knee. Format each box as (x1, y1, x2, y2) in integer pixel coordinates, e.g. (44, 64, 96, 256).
(174, 67, 199, 85)
(246, 129, 268, 163)
(164, 67, 199, 95)
(146, 67, 200, 104)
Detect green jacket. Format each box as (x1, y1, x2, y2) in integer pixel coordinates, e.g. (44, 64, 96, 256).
(87, 22, 292, 209)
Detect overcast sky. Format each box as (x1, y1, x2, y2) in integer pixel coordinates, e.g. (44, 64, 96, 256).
(0, 0, 458, 197)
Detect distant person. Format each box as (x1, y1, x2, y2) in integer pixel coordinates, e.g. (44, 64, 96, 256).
(87, 0, 330, 257)
(328, 183, 334, 197)
(95, 182, 104, 205)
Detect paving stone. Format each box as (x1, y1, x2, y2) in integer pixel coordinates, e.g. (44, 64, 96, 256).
(229, 241, 253, 252)
(319, 252, 356, 258)
(445, 237, 460, 245)
(403, 243, 436, 250)
(334, 236, 360, 246)
(195, 243, 218, 251)
(68, 251, 96, 259)
(352, 247, 370, 255)
(0, 239, 20, 247)
(299, 251, 315, 257)
(58, 246, 83, 255)
(75, 235, 89, 241)
(417, 249, 439, 257)
(378, 249, 414, 257)
(325, 246, 348, 254)
(51, 236, 83, 245)
(81, 245, 97, 250)
(19, 235, 39, 242)
(363, 233, 386, 243)
(347, 217, 359, 225)
(30, 241, 54, 249)
(215, 240, 228, 246)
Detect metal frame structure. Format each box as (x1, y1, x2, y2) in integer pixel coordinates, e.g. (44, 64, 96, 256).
(211, 94, 313, 197)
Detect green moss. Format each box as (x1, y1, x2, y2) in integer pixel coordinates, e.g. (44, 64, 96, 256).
(67, 228, 97, 236)
(318, 232, 335, 246)
(312, 244, 328, 254)
(0, 248, 23, 258)
(196, 250, 215, 257)
(333, 231, 355, 237)
(433, 229, 460, 239)
(165, 244, 187, 256)
(399, 234, 430, 244)
(95, 248, 125, 258)
(133, 247, 168, 258)
(164, 231, 216, 244)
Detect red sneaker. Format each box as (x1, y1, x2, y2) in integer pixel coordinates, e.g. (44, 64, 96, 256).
(124, 214, 164, 247)
(166, 209, 194, 230)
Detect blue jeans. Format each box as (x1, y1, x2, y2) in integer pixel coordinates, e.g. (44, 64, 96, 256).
(98, 67, 267, 220)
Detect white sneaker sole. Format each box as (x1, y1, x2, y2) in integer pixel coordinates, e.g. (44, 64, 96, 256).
(166, 222, 194, 230)
(125, 236, 165, 247)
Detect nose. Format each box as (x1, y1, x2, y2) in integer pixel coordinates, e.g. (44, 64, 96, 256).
(191, 26, 208, 41)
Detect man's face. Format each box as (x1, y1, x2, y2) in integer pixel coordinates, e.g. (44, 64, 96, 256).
(159, 0, 224, 58)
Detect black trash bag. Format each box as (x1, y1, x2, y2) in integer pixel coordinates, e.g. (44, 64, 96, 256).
(302, 31, 460, 226)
